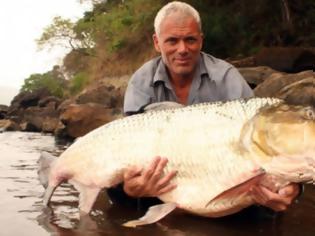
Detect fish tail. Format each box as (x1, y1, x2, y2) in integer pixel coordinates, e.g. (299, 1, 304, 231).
(43, 185, 57, 206)
(38, 152, 61, 206)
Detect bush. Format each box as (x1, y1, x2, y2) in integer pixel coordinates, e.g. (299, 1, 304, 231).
(21, 72, 66, 98)
(69, 72, 90, 95)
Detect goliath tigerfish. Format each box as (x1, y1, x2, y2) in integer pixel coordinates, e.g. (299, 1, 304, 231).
(38, 97, 315, 227)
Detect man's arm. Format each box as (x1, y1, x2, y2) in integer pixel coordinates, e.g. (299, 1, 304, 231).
(222, 66, 254, 100)
(123, 59, 160, 115)
(123, 82, 152, 115)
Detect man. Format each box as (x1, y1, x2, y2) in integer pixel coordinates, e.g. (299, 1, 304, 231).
(118, 1, 299, 213)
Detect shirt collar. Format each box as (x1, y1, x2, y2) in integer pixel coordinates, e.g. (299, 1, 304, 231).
(199, 55, 208, 77)
(153, 57, 170, 87)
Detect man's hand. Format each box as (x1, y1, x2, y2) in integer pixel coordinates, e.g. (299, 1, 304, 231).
(123, 156, 177, 198)
(250, 183, 300, 211)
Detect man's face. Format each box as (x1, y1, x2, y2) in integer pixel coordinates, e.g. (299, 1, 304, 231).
(153, 13, 203, 78)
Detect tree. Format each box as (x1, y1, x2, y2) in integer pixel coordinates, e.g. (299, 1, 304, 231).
(21, 66, 68, 98)
(37, 16, 95, 56)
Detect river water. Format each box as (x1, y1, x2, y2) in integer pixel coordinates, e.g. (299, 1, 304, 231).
(0, 131, 314, 236)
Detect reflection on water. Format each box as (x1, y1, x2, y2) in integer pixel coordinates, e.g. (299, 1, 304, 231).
(0, 131, 315, 236)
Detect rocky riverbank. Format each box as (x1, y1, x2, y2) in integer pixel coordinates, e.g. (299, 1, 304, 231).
(0, 76, 127, 139)
(1, 49, 315, 139)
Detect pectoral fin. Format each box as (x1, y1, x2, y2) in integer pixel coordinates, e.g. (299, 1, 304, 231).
(79, 187, 100, 216)
(69, 180, 100, 216)
(122, 202, 177, 227)
(204, 173, 266, 217)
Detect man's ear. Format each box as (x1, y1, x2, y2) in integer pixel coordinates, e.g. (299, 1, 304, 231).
(152, 33, 161, 53)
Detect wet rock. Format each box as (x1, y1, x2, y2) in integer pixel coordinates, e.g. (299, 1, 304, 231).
(42, 118, 60, 133)
(0, 119, 20, 131)
(58, 103, 123, 138)
(254, 70, 315, 106)
(20, 122, 40, 132)
(21, 106, 60, 132)
(0, 105, 9, 119)
(7, 88, 53, 123)
(54, 121, 68, 140)
(5, 89, 63, 133)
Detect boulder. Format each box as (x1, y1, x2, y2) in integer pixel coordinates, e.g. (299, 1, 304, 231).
(41, 117, 61, 133)
(254, 70, 315, 106)
(231, 47, 315, 73)
(229, 56, 256, 68)
(10, 88, 51, 110)
(0, 105, 9, 119)
(38, 96, 62, 109)
(0, 119, 20, 131)
(75, 84, 124, 109)
(20, 122, 41, 132)
(21, 106, 60, 132)
(7, 88, 53, 124)
(58, 103, 123, 138)
(238, 66, 279, 88)
(4, 89, 63, 133)
(254, 47, 315, 73)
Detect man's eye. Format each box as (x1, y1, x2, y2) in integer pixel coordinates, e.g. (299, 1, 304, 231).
(186, 37, 197, 43)
(166, 38, 178, 44)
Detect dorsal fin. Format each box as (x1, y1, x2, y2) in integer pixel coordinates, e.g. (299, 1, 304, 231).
(144, 102, 184, 112)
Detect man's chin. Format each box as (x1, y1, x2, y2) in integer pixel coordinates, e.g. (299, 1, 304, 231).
(172, 67, 195, 77)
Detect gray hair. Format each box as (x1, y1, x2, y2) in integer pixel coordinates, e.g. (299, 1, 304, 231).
(154, 1, 202, 37)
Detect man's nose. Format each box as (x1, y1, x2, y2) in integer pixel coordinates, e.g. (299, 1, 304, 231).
(177, 40, 188, 53)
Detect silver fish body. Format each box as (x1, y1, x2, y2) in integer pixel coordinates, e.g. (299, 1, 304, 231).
(40, 97, 315, 222)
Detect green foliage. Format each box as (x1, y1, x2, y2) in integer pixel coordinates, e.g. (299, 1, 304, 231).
(33, 0, 315, 93)
(69, 72, 90, 95)
(72, 0, 315, 59)
(185, 0, 315, 57)
(75, 0, 161, 53)
(21, 72, 66, 98)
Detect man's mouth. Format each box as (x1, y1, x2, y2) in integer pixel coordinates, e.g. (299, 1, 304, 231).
(174, 57, 191, 64)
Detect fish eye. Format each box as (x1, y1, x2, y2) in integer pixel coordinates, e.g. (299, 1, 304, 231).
(304, 107, 315, 120)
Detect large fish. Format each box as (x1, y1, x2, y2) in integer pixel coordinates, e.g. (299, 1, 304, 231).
(38, 97, 315, 227)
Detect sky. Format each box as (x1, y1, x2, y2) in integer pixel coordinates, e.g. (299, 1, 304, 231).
(0, 0, 92, 105)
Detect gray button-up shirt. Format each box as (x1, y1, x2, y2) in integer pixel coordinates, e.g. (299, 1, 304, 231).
(124, 52, 253, 114)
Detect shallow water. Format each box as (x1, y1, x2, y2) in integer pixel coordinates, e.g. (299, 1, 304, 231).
(0, 131, 314, 236)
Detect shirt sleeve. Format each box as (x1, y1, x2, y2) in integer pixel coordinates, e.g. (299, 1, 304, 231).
(221, 67, 254, 100)
(123, 76, 152, 115)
